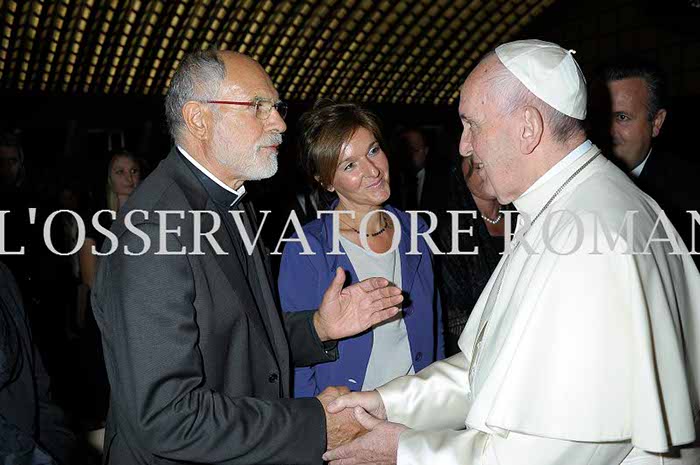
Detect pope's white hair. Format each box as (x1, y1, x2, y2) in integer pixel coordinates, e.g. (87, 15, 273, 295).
(481, 51, 583, 143)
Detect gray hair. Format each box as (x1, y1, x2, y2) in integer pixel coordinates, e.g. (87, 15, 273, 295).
(482, 52, 584, 143)
(164, 49, 226, 142)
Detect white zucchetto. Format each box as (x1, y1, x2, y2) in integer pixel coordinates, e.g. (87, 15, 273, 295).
(495, 39, 587, 120)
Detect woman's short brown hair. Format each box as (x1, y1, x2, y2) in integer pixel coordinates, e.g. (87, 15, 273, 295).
(298, 100, 384, 188)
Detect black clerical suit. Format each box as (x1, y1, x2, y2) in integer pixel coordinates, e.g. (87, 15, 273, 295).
(634, 149, 699, 267)
(91, 148, 337, 465)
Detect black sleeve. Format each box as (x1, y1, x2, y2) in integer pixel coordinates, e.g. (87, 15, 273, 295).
(33, 340, 77, 464)
(284, 310, 339, 367)
(0, 262, 76, 464)
(92, 224, 327, 464)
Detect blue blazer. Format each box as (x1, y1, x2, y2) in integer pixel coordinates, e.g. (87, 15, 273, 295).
(279, 204, 444, 397)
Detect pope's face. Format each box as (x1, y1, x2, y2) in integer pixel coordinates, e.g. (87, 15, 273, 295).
(458, 61, 518, 204)
(330, 126, 390, 210)
(607, 77, 665, 170)
(209, 55, 287, 181)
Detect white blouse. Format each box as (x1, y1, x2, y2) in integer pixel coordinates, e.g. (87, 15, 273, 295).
(339, 236, 414, 391)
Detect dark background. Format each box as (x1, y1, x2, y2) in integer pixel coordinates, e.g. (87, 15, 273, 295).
(2, 0, 699, 203)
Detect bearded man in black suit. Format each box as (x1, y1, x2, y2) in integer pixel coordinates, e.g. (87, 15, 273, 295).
(91, 50, 404, 465)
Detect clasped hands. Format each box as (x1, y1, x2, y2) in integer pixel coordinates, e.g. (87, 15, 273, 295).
(313, 268, 407, 464)
(317, 387, 407, 465)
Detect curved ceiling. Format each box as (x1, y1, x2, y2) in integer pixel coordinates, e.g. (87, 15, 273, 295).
(0, 0, 556, 104)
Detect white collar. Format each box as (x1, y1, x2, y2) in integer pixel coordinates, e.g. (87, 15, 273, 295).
(520, 139, 592, 197)
(629, 148, 652, 178)
(177, 145, 246, 198)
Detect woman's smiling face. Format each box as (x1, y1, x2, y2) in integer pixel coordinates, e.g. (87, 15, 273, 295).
(328, 126, 390, 209)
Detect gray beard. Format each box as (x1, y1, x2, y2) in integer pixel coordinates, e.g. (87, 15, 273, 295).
(244, 147, 278, 180)
(214, 144, 278, 180)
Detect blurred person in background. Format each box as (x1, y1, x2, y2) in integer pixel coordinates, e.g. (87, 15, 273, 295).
(392, 126, 449, 217)
(434, 153, 511, 355)
(590, 58, 699, 266)
(76, 150, 142, 453)
(0, 132, 64, 389)
(1, 261, 76, 464)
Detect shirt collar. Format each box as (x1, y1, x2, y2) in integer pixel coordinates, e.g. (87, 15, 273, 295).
(629, 148, 652, 178)
(177, 145, 246, 207)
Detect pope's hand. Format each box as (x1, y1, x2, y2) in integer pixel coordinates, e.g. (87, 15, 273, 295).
(314, 267, 403, 341)
(327, 389, 386, 421)
(323, 406, 407, 465)
(318, 386, 367, 451)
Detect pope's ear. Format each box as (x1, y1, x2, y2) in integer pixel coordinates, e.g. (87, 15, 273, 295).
(182, 101, 210, 141)
(521, 106, 544, 154)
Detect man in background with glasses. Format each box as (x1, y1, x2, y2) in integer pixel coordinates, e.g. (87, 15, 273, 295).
(91, 49, 404, 465)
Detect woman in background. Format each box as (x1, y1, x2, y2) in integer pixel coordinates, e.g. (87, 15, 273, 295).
(77, 150, 141, 451)
(279, 101, 444, 397)
(435, 153, 510, 355)
(79, 151, 142, 289)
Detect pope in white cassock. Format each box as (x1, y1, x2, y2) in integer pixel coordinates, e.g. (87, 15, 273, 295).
(323, 39, 700, 465)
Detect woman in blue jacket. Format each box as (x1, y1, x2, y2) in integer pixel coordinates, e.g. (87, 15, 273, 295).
(279, 101, 444, 397)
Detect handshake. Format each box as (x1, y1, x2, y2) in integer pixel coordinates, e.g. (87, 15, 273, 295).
(316, 386, 407, 465)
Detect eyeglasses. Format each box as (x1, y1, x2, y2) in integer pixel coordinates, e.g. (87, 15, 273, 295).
(204, 97, 288, 120)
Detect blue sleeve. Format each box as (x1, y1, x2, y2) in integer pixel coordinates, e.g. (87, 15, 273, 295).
(279, 238, 322, 398)
(417, 215, 445, 360)
(435, 288, 445, 359)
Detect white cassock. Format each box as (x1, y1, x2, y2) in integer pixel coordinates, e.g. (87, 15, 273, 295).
(377, 142, 700, 465)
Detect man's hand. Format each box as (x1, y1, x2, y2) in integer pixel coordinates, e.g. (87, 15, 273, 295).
(318, 386, 368, 450)
(327, 390, 386, 421)
(314, 267, 403, 341)
(323, 407, 407, 465)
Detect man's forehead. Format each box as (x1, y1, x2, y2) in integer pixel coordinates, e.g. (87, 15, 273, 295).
(401, 130, 425, 145)
(220, 54, 279, 99)
(220, 76, 279, 100)
(608, 78, 648, 97)
(608, 78, 649, 107)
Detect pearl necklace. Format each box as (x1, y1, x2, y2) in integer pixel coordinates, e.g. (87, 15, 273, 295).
(481, 212, 503, 224)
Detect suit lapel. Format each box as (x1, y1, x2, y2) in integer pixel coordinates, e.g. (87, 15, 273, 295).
(197, 200, 278, 363)
(241, 201, 290, 382)
(159, 151, 284, 368)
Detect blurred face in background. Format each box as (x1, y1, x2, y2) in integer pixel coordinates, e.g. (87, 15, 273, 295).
(400, 129, 429, 170)
(0, 145, 21, 189)
(462, 154, 497, 201)
(329, 126, 390, 210)
(110, 155, 141, 197)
